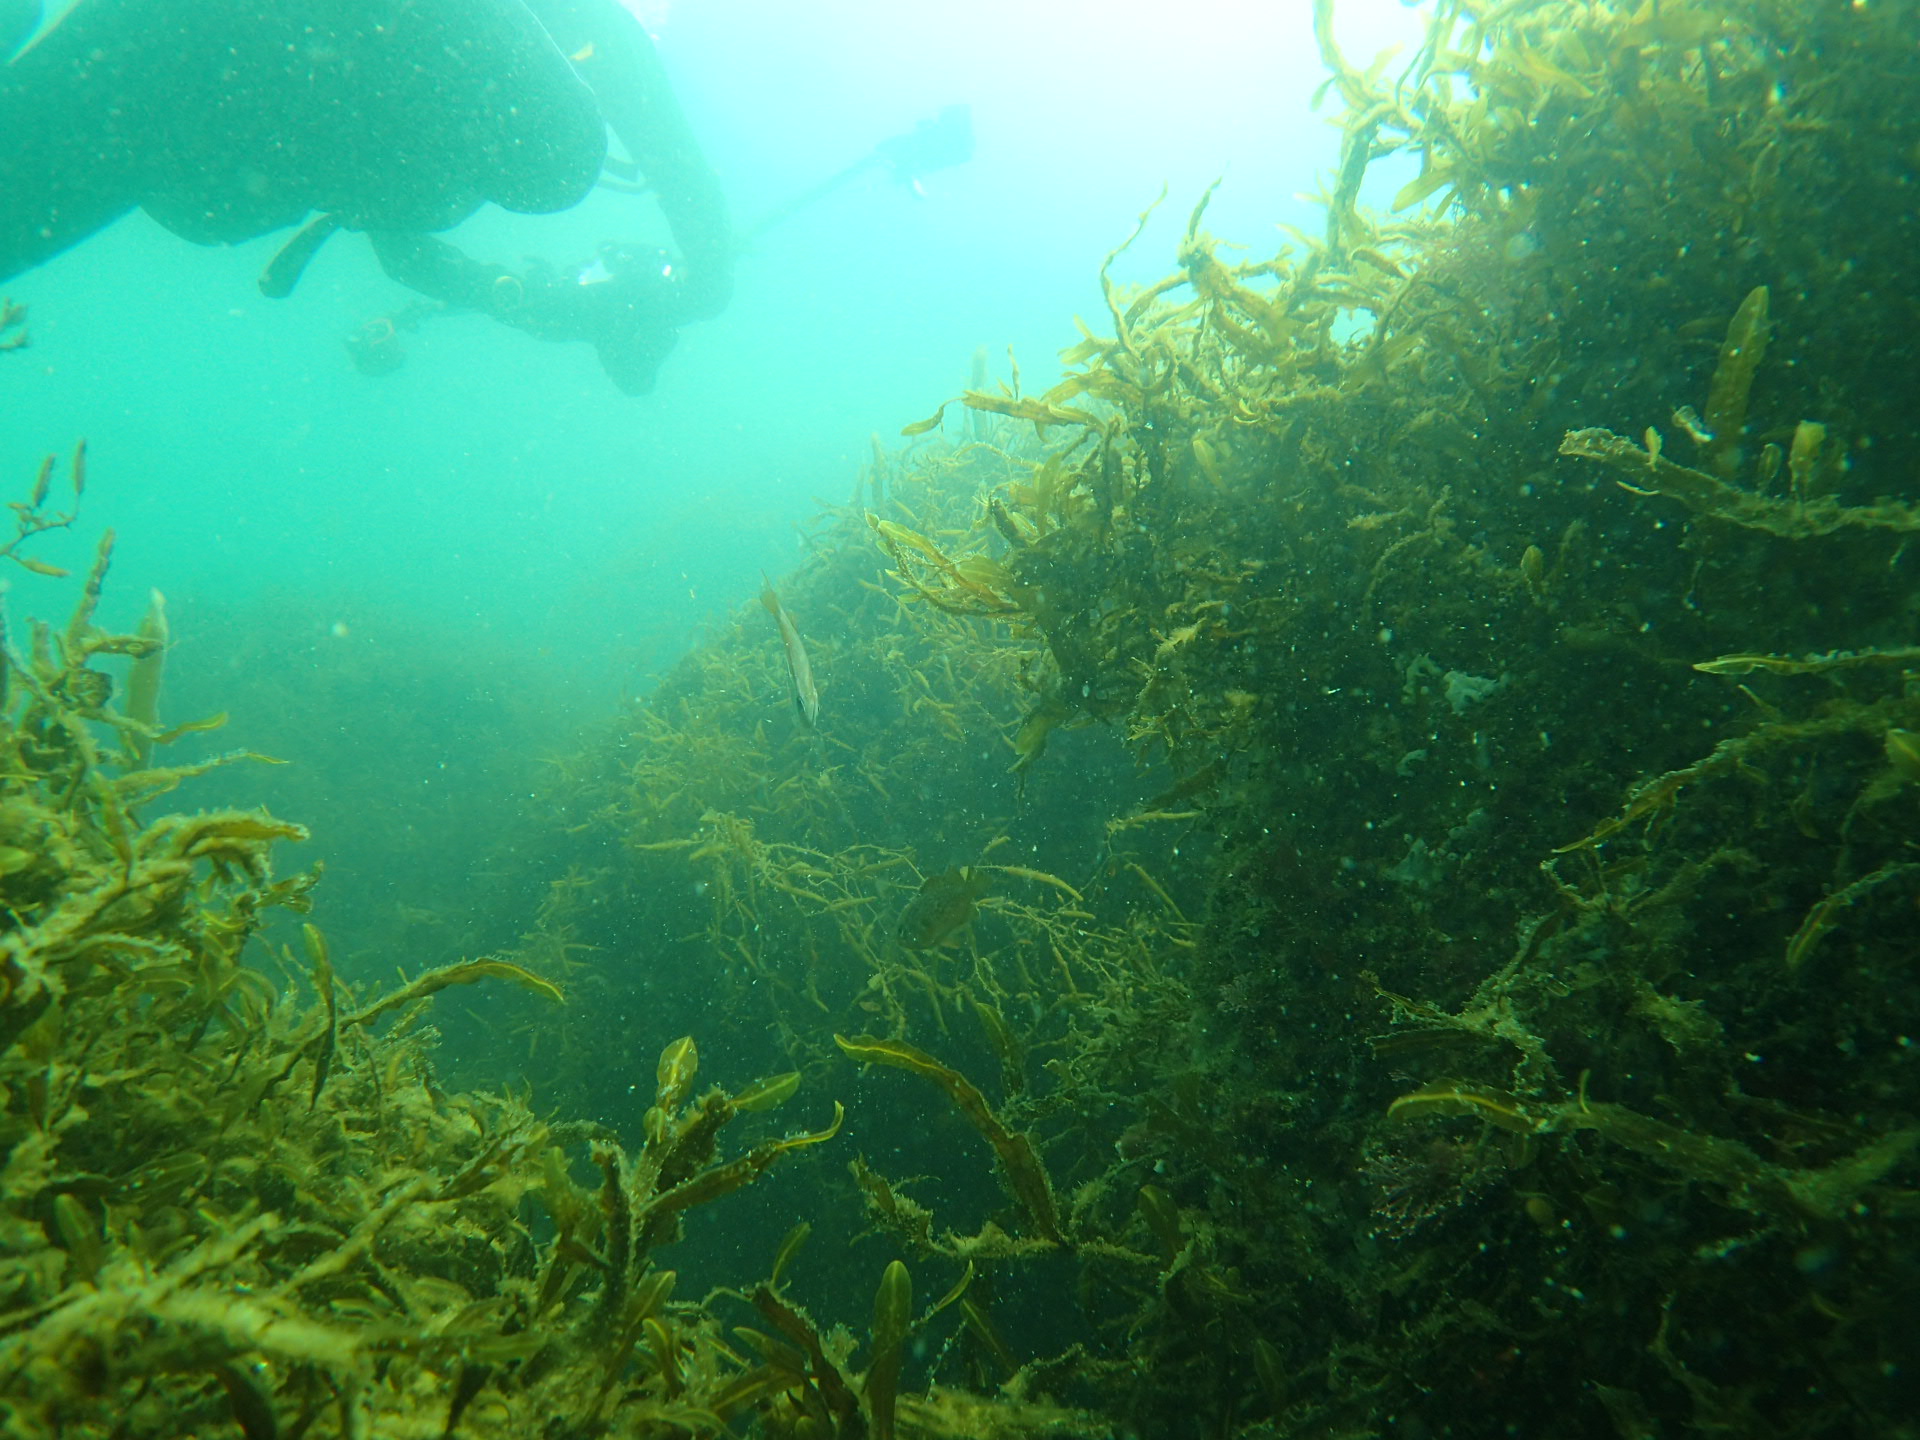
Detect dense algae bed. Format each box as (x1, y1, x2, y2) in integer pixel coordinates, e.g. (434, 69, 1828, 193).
(5, 0, 1920, 1435)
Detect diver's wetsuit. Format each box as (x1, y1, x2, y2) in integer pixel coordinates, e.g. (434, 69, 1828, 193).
(361, 0, 736, 392)
(518, 0, 733, 326)
(0, 0, 732, 390)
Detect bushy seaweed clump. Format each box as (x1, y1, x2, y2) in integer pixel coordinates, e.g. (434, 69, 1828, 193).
(9, 0, 1913, 1434)
(506, 1, 1920, 1435)
(0, 451, 1106, 1439)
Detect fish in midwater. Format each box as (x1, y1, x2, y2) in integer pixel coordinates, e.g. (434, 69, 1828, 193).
(896, 867, 991, 950)
(761, 574, 819, 727)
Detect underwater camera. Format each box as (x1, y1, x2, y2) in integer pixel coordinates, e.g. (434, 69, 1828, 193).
(568, 242, 675, 293)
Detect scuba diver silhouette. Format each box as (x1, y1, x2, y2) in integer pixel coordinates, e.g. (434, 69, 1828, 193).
(342, 101, 976, 385)
(0, 0, 734, 393)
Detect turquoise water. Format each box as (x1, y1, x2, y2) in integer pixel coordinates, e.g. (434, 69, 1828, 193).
(5, 0, 1416, 687)
(6, 6, 1920, 1436)
(3, 0, 1419, 968)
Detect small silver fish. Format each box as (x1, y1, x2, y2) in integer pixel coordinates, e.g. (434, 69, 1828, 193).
(761, 574, 819, 727)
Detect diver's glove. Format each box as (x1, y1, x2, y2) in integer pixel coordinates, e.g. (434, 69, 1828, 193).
(366, 232, 690, 393)
(669, 251, 733, 323)
(593, 311, 682, 396)
(508, 244, 690, 393)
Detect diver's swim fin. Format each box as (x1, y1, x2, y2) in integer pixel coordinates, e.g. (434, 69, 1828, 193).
(258, 213, 342, 299)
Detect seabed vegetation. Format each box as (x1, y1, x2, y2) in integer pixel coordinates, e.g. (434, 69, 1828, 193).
(4, 0, 1919, 1435)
